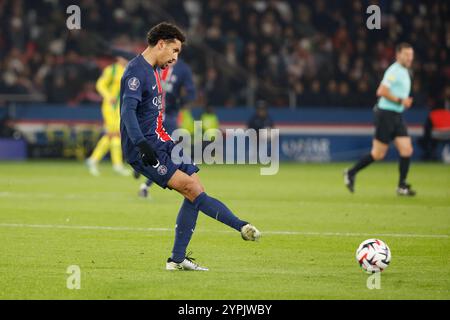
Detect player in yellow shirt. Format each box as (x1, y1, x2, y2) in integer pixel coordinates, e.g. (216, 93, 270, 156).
(86, 56, 131, 176)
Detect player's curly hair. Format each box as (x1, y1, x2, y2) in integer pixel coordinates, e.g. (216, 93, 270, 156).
(147, 22, 186, 46)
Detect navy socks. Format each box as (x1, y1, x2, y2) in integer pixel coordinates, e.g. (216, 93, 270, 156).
(171, 198, 199, 262)
(171, 192, 247, 262)
(193, 192, 247, 232)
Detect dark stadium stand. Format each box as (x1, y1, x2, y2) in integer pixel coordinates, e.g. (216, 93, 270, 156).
(0, 0, 448, 108)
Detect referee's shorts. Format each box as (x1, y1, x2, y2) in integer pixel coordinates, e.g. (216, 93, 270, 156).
(373, 105, 409, 144)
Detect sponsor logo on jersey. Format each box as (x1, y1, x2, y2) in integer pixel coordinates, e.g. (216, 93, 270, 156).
(153, 95, 163, 110)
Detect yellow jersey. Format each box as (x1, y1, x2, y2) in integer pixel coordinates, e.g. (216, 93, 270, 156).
(96, 63, 125, 133)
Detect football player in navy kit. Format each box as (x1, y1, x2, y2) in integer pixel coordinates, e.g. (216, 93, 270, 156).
(120, 22, 261, 271)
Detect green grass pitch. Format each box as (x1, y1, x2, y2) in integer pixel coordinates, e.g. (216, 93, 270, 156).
(0, 161, 449, 300)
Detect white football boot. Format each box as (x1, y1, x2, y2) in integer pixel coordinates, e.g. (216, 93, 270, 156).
(86, 159, 100, 176)
(166, 254, 209, 271)
(397, 183, 416, 196)
(240, 224, 261, 241)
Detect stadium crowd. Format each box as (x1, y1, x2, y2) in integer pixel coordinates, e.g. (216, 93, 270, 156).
(0, 0, 448, 108)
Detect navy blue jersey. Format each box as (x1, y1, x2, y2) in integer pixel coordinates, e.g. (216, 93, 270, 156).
(120, 54, 172, 164)
(160, 59, 196, 115)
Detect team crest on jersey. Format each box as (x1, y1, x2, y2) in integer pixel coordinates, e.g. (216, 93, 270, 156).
(128, 77, 140, 91)
(157, 165, 168, 175)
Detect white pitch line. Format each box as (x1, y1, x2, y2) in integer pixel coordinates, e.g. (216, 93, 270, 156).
(0, 223, 170, 232)
(0, 223, 448, 239)
(262, 230, 450, 239)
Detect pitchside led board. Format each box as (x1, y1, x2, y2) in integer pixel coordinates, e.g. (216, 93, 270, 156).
(200, 107, 438, 162)
(3, 104, 447, 162)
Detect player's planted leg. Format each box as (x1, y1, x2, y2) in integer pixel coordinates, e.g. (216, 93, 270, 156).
(166, 199, 208, 271)
(170, 199, 198, 262)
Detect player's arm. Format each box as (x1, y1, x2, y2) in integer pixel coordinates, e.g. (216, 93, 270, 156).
(121, 75, 158, 166)
(120, 97, 145, 145)
(121, 97, 158, 166)
(96, 66, 114, 104)
(376, 73, 413, 108)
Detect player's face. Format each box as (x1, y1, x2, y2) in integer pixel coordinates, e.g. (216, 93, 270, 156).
(158, 39, 182, 69)
(397, 48, 414, 68)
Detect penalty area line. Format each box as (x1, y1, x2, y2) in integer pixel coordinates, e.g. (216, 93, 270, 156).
(0, 223, 448, 239)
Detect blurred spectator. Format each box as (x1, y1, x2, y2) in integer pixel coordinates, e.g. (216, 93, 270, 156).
(302, 80, 324, 106)
(247, 100, 274, 131)
(0, 114, 21, 138)
(338, 81, 351, 107)
(247, 100, 274, 161)
(325, 80, 339, 106)
(0, 0, 447, 109)
(203, 67, 227, 107)
(70, 82, 102, 106)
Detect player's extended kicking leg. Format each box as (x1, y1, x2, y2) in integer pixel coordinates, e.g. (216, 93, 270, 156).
(344, 139, 388, 193)
(394, 136, 416, 196)
(165, 170, 261, 271)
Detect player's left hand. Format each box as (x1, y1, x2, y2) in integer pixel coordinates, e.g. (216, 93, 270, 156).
(137, 141, 158, 167)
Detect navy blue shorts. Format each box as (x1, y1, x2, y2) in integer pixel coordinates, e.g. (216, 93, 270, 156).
(130, 141, 199, 189)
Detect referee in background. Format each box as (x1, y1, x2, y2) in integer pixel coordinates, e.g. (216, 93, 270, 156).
(345, 43, 416, 196)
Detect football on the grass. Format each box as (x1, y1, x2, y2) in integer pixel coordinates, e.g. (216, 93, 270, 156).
(356, 239, 391, 273)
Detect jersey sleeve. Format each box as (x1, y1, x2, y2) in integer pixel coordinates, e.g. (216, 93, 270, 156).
(120, 97, 146, 146)
(122, 69, 145, 102)
(380, 68, 397, 88)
